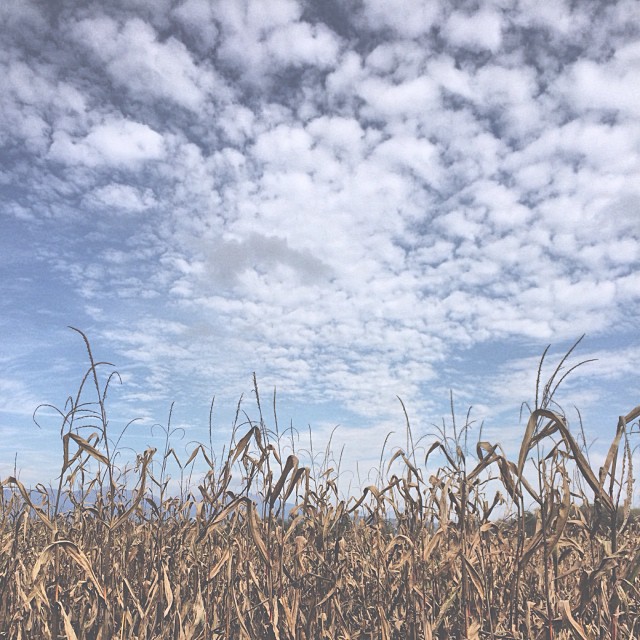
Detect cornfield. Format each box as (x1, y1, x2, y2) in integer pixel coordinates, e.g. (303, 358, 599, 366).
(1, 330, 639, 639)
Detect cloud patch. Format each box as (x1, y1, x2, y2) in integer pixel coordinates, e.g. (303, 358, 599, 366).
(84, 183, 158, 213)
(71, 16, 219, 110)
(444, 8, 503, 53)
(49, 119, 165, 167)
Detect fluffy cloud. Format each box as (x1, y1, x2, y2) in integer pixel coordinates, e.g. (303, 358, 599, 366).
(359, 0, 441, 38)
(0, 59, 86, 152)
(358, 76, 440, 119)
(70, 16, 218, 109)
(84, 183, 158, 213)
(171, 0, 219, 52)
(444, 8, 503, 53)
(265, 21, 341, 68)
(562, 52, 640, 118)
(49, 119, 165, 167)
(210, 0, 308, 83)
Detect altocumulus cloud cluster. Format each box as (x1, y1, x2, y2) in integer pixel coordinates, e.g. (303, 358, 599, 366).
(0, 0, 639, 488)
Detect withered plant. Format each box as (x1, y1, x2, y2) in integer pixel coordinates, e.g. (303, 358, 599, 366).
(0, 330, 638, 639)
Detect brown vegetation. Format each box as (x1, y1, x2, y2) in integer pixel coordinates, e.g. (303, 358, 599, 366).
(1, 330, 639, 639)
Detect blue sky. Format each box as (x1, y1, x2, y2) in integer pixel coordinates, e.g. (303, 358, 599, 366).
(1, 0, 639, 495)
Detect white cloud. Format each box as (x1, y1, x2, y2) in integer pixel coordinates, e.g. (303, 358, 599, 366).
(71, 16, 218, 109)
(49, 119, 165, 167)
(253, 124, 315, 169)
(0, 58, 87, 152)
(360, 0, 441, 38)
(444, 8, 503, 53)
(266, 21, 341, 68)
(471, 64, 540, 138)
(562, 58, 640, 119)
(171, 0, 219, 52)
(365, 41, 430, 81)
(84, 184, 157, 213)
(466, 179, 532, 230)
(307, 116, 366, 161)
(211, 0, 307, 83)
(513, 0, 575, 34)
(371, 135, 441, 188)
(217, 104, 256, 146)
(326, 51, 364, 99)
(358, 76, 440, 119)
(0, 378, 42, 416)
(427, 55, 474, 99)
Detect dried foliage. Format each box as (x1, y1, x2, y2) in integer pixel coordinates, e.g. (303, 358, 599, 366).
(1, 331, 639, 639)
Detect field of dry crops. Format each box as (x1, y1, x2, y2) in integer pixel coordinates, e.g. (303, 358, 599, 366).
(1, 332, 639, 639)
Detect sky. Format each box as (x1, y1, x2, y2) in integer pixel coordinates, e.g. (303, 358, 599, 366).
(1, 0, 639, 498)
